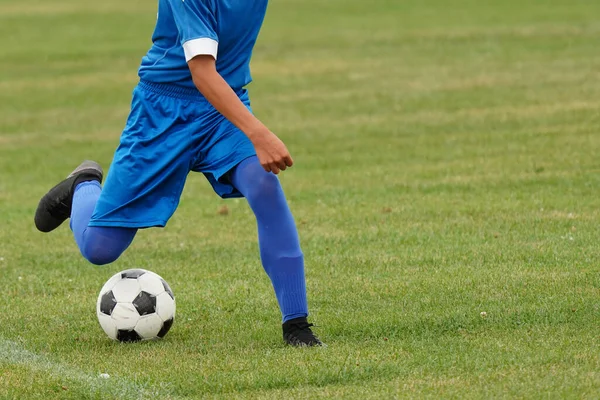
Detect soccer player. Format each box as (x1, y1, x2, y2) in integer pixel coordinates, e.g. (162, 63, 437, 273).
(34, 0, 322, 347)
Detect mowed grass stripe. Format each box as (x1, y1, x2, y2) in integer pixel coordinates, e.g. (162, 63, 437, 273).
(0, 338, 172, 399)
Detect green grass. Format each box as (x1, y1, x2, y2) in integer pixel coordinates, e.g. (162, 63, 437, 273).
(1, 0, 600, 398)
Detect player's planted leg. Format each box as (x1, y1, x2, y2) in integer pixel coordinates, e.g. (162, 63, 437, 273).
(230, 156, 323, 347)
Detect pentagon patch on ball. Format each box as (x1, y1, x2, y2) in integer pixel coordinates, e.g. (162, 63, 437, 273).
(96, 269, 176, 342)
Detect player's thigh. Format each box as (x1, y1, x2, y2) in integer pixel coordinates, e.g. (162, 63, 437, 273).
(190, 89, 256, 198)
(191, 119, 256, 199)
(90, 87, 195, 228)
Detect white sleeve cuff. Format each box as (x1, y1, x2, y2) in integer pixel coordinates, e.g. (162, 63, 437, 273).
(183, 38, 218, 62)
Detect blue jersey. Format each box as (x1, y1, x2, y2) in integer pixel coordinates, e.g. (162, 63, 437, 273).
(138, 0, 268, 89)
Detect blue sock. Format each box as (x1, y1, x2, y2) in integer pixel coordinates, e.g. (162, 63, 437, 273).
(230, 156, 309, 323)
(70, 181, 137, 265)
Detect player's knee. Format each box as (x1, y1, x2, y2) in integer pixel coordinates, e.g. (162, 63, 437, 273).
(86, 253, 118, 266)
(245, 170, 281, 203)
(82, 242, 123, 266)
(80, 227, 135, 266)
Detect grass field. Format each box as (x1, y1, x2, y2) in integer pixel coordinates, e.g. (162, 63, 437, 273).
(1, 0, 600, 398)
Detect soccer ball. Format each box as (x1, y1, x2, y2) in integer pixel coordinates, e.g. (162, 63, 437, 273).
(96, 269, 176, 342)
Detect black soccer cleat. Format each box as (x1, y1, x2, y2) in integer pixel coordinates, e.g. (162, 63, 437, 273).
(34, 160, 103, 233)
(282, 317, 324, 347)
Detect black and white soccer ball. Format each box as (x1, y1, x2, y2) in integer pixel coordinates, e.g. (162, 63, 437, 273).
(96, 269, 176, 342)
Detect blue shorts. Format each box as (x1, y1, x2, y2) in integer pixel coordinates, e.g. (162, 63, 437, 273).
(89, 80, 256, 228)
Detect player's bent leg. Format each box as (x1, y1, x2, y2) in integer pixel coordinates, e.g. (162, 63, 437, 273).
(78, 226, 137, 266)
(230, 156, 323, 347)
(70, 180, 137, 265)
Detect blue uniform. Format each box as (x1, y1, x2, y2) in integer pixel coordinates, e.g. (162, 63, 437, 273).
(90, 0, 268, 228)
(139, 0, 268, 89)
